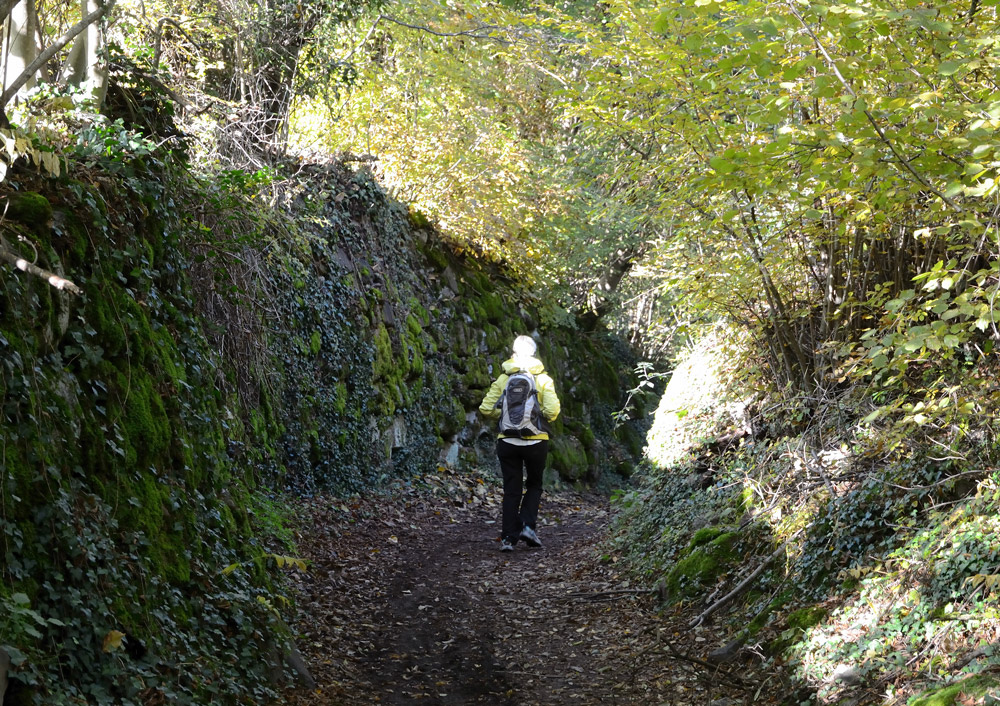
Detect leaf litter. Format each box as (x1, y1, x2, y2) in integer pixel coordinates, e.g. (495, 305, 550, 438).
(276, 466, 756, 705)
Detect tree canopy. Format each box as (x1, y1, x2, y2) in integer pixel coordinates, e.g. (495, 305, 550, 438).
(5, 0, 1000, 417)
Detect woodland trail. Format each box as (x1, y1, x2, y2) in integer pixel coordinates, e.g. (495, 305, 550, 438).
(278, 469, 751, 706)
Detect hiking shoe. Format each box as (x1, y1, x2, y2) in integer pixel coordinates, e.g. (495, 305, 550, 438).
(519, 526, 542, 548)
(499, 539, 515, 552)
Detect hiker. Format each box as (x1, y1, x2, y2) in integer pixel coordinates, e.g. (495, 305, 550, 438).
(479, 335, 561, 552)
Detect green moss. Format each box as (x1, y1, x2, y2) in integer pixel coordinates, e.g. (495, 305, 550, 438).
(66, 220, 89, 265)
(406, 313, 422, 338)
(408, 207, 431, 230)
(310, 330, 322, 355)
(115, 474, 191, 584)
(150, 326, 184, 385)
(333, 382, 348, 414)
(6, 191, 53, 230)
(549, 436, 589, 481)
(437, 395, 467, 438)
(409, 343, 424, 376)
(747, 591, 794, 635)
(462, 358, 492, 390)
(786, 605, 828, 631)
(410, 299, 430, 326)
(481, 292, 505, 324)
(909, 675, 996, 706)
(483, 323, 503, 351)
(122, 373, 171, 468)
(615, 422, 645, 458)
(690, 526, 729, 548)
(593, 356, 621, 399)
(422, 244, 449, 271)
(404, 313, 426, 376)
(87, 293, 128, 357)
(665, 531, 737, 600)
(372, 324, 404, 380)
(465, 270, 490, 295)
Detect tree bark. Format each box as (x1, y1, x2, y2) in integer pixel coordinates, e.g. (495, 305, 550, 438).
(0, 239, 82, 294)
(62, 0, 112, 108)
(0, 0, 112, 108)
(2, 0, 39, 96)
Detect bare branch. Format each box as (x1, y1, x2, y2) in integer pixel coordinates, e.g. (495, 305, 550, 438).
(0, 238, 82, 294)
(152, 16, 207, 68)
(376, 15, 511, 44)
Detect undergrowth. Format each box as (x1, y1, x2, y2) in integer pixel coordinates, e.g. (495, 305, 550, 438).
(613, 332, 1000, 705)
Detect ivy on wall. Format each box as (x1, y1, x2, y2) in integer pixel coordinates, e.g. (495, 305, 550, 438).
(0, 117, 649, 702)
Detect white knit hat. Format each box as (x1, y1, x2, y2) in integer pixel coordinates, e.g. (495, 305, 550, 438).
(512, 335, 537, 358)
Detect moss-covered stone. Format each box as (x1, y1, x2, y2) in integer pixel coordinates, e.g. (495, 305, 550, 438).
(786, 605, 828, 631)
(665, 531, 737, 600)
(690, 526, 730, 548)
(6, 191, 52, 231)
(549, 436, 589, 481)
(462, 357, 492, 391)
(909, 675, 996, 706)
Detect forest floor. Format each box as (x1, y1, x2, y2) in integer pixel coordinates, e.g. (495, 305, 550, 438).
(276, 466, 765, 706)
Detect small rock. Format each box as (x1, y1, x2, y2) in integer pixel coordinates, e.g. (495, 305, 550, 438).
(707, 639, 744, 664)
(832, 664, 863, 685)
(285, 642, 317, 690)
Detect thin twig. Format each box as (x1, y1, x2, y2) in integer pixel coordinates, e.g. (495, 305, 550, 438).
(377, 14, 509, 44)
(661, 641, 751, 689)
(688, 530, 803, 629)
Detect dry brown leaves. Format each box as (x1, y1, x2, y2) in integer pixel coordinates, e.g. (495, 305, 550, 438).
(274, 468, 761, 706)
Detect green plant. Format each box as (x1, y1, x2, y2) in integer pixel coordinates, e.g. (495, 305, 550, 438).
(0, 593, 65, 668)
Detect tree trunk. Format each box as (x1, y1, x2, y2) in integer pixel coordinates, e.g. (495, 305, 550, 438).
(62, 0, 111, 108)
(2, 0, 39, 96)
(579, 245, 646, 331)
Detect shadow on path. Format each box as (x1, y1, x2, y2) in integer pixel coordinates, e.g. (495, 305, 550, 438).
(278, 478, 741, 705)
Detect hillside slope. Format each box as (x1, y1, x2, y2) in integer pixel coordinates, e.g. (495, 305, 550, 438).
(614, 328, 1000, 706)
(0, 140, 647, 704)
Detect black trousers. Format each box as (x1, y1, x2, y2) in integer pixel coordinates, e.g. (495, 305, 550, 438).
(496, 439, 549, 543)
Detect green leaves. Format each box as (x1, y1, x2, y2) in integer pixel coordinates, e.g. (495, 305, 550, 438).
(937, 58, 965, 76)
(709, 156, 737, 174)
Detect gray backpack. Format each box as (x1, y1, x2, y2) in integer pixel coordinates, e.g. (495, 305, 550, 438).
(496, 371, 545, 437)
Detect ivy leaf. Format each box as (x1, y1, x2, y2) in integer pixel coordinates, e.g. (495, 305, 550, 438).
(102, 630, 125, 653)
(3, 645, 26, 667)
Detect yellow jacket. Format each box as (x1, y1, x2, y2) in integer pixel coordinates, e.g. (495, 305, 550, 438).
(479, 356, 561, 440)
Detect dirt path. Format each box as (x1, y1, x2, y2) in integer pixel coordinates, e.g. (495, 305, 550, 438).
(278, 469, 750, 705)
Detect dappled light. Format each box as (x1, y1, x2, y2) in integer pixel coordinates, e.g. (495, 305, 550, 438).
(4, 0, 1000, 704)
